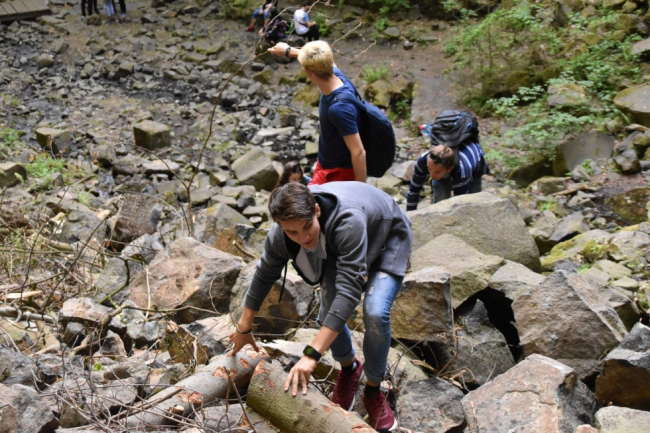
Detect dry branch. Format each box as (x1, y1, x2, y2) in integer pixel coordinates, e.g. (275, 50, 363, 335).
(247, 360, 377, 433)
(124, 345, 269, 429)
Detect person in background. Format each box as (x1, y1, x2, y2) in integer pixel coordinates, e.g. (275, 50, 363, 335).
(406, 143, 489, 210)
(268, 41, 367, 185)
(81, 0, 99, 18)
(293, 0, 320, 41)
(229, 181, 413, 432)
(246, 0, 278, 33)
(260, 8, 288, 42)
(277, 161, 312, 187)
(103, 0, 116, 21)
(112, 0, 128, 22)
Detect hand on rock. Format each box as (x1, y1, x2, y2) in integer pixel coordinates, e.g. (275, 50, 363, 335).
(228, 330, 259, 357)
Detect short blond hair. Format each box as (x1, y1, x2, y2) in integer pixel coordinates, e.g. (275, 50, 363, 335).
(297, 41, 334, 78)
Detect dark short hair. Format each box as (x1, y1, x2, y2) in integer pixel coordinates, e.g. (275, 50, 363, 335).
(301, 0, 311, 6)
(428, 144, 455, 167)
(277, 161, 304, 188)
(269, 183, 316, 221)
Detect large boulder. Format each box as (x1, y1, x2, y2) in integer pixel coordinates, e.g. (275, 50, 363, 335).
(513, 271, 625, 377)
(454, 300, 516, 386)
(547, 82, 588, 110)
(607, 187, 650, 224)
(595, 322, 650, 410)
(128, 237, 245, 323)
(133, 120, 171, 150)
(55, 210, 107, 245)
(398, 376, 466, 432)
(595, 406, 650, 432)
(489, 260, 545, 301)
(409, 192, 540, 271)
(231, 148, 279, 191)
(614, 84, 650, 126)
(390, 266, 453, 341)
(0, 162, 27, 188)
(411, 234, 504, 308)
(0, 345, 36, 386)
(461, 354, 597, 433)
(508, 154, 553, 188)
(0, 383, 59, 432)
(229, 262, 316, 334)
(553, 131, 615, 176)
(201, 204, 252, 245)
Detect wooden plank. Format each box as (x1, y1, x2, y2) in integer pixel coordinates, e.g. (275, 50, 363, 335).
(10, 0, 30, 14)
(21, 0, 47, 12)
(0, 4, 9, 15)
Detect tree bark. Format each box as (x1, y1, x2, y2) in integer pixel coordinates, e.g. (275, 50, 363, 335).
(123, 345, 269, 430)
(247, 360, 377, 433)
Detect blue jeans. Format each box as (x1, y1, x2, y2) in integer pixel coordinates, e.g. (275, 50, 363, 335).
(318, 271, 404, 384)
(252, 7, 270, 19)
(432, 175, 482, 203)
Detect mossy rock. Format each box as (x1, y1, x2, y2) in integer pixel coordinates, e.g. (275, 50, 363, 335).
(508, 154, 553, 188)
(615, 14, 649, 35)
(614, 84, 650, 126)
(541, 66, 562, 83)
(603, 0, 627, 9)
(541, 230, 614, 271)
(292, 84, 321, 107)
(607, 187, 650, 224)
(219, 0, 260, 21)
(504, 70, 531, 93)
(364, 80, 391, 108)
(391, 78, 415, 102)
(581, 239, 620, 263)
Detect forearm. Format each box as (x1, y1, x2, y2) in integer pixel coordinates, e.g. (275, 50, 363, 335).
(309, 325, 340, 354)
(237, 306, 257, 331)
(351, 151, 367, 182)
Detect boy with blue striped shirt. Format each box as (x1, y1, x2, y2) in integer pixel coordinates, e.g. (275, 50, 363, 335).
(406, 142, 489, 211)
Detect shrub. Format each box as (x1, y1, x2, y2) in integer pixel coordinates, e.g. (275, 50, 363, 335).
(362, 64, 389, 84)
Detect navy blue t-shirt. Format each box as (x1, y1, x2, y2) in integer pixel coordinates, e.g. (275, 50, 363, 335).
(317, 67, 361, 169)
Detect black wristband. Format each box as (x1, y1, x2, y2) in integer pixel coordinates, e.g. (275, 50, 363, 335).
(285, 46, 291, 57)
(236, 325, 252, 335)
(303, 345, 322, 361)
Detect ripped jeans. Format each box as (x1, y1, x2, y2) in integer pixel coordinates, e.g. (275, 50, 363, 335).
(318, 271, 404, 384)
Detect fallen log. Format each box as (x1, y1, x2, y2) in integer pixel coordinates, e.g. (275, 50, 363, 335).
(247, 360, 377, 433)
(123, 345, 269, 430)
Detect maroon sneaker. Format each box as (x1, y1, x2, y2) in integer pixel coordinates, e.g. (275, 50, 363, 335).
(363, 390, 397, 432)
(245, 25, 255, 32)
(331, 358, 363, 410)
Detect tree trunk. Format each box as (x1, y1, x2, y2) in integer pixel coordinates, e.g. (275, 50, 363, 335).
(247, 360, 377, 433)
(123, 345, 269, 430)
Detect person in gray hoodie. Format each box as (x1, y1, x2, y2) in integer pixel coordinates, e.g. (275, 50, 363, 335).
(229, 181, 412, 431)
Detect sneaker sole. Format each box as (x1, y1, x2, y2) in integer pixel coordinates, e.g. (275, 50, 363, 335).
(379, 419, 398, 433)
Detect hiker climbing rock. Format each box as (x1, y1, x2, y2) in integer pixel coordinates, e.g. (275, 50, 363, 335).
(229, 181, 412, 432)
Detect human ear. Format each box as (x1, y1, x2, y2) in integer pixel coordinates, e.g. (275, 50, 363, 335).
(315, 203, 321, 218)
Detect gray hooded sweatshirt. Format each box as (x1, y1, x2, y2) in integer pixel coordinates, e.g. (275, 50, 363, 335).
(244, 181, 413, 333)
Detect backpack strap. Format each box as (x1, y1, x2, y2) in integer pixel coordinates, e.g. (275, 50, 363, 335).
(331, 89, 368, 113)
(278, 262, 289, 302)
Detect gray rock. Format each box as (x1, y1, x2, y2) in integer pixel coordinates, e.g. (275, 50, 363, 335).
(614, 84, 650, 127)
(513, 271, 625, 377)
(547, 82, 588, 110)
(608, 229, 650, 261)
(411, 234, 504, 307)
(595, 406, 650, 433)
(59, 297, 112, 327)
(535, 176, 567, 195)
(454, 300, 516, 386)
(128, 237, 245, 323)
(0, 345, 36, 386)
(168, 315, 234, 364)
(111, 194, 162, 247)
(55, 210, 106, 245)
(462, 354, 597, 433)
(631, 37, 650, 56)
(489, 260, 545, 301)
(0, 383, 59, 432)
(142, 159, 180, 176)
(99, 330, 127, 359)
(388, 160, 415, 182)
(391, 266, 453, 340)
(410, 192, 540, 271)
(36, 53, 55, 68)
(201, 203, 252, 245)
(549, 211, 590, 243)
(92, 257, 142, 305)
(529, 213, 559, 255)
(595, 323, 650, 410)
(93, 144, 115, 167)
(231, 148, 279, 191)
(398, 376, 465, 432)
(230, 262, 315, 334)
(35, 127, 72, 154)
(614, 148, 642, 173)
(553, 131, 615, 176)
(116, 61, 134, 78)
(0, 162, 27, 188)
(133, 120, 171, 150)
(384, 27, 401, 38)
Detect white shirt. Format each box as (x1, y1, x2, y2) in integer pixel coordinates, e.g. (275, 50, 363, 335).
(295, 232, 326, 282)
(294, 9, 309, 35)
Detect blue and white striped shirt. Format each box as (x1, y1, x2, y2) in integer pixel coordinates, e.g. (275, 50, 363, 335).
(406, 142, 489, 211)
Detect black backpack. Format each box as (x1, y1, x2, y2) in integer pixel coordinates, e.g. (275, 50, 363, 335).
(331, 90, 396, 178)
(429, 110, 480, 149)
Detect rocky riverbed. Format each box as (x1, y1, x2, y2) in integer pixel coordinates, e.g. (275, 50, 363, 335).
(1, 0, 650, 432)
